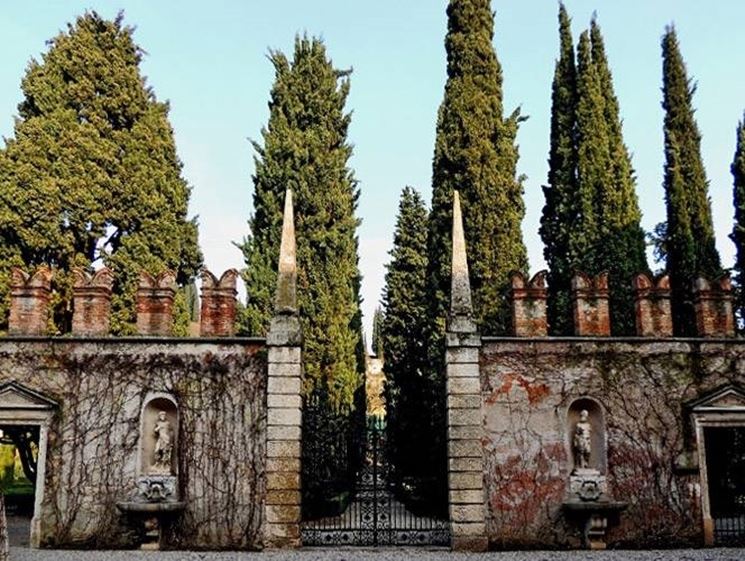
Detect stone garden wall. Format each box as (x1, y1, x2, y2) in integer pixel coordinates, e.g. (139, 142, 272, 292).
(0, 338, 267, 549)
(480, 337, 745, 548)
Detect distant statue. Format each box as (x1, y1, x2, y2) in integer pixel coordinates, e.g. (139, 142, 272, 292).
(572, 409, 592, 472)
(151, 411, 173, 474)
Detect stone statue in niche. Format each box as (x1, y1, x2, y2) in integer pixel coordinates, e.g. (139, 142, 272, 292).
(151, 411, 173, 474)
(573, 409, 592, 472)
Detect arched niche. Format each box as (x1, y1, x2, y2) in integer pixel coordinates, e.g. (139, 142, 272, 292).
(567, 397, 607, 474)
(139, 394, 178, 476)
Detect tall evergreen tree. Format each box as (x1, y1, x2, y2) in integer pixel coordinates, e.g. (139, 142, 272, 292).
(240, 36, 362, 410)
(371, 306, 384, 358)
(0, 12, 202, 333)
(381, 187, 430, 488)
(588, 19, 648, 334)
(427, 0, 528, 341)
(540, 3, 579, 335)
(731, 114, 745, 327)
(661, 26, 722, 335)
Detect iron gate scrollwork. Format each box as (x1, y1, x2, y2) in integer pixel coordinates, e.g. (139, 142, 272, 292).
(302, 415, 450, 546)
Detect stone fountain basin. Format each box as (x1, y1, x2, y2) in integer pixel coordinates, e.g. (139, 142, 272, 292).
(116, 501, 186, 514)
(562, 500, 627, 513)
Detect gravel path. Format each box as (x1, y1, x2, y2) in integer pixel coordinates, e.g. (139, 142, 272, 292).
(8, 548, 745, 561)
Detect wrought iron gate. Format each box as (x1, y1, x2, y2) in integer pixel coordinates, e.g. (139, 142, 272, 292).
(705, 426, 745, 545)
(302, 416, 450, 546)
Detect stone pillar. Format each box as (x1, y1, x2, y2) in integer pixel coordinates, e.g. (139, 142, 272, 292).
(199, 269, 238, 337)
(510, 270, 548, 337)
(446, 191, 487, 552)
(264, 190, 302, 548)
(572, 272, 610, 336)
(693, 276, 735, 338)
(8, 266, 52, 336)
(632, 273, 673, 337)
(71, 268, 114, 336)
(136, 271, 176, 336)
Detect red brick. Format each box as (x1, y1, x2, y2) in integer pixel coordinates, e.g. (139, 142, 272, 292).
(199, 269, 238, 337)
(136, 271, 176, 336)
(8, 266, 52, 336)
(572, 272, 610, 336)
(510, 270, 548, 337)
(633, 273, 673, 337)
(693, 275, 735, 338)
(71, 267, 114, 336)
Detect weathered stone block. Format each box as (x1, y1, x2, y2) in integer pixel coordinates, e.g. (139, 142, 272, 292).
(447, 407, 482, 426)
(447, 363, 480, 378)
(451, 521, 487, 536)
(450, 489, 485, 504)
(267, 440, 301, 459)
(446, 347, 480, 364)
(448, 394, 482, 409)
(266, 505, 301, 524)
(266, 457, 301, 473)
(268, 362, 302, 378)
(267, 394, 302, 408)
(449, 456, 483, 472)
(451, 535, 488, 552)
(448, 440, 482, 458)
(268, 346, 302, 364)
(267, 377, 301, 395)
(450, 471, 484, 490)
(267, 425, 301, 441)
(267, 407, 301, 427)
(266, 490, 301, 506)
(448, 376, 481, 394)
(449, 425, 483, 440)
(451, 504, 485, 523)
(266, 471, 301, 490)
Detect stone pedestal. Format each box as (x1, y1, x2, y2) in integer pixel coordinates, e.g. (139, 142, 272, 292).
(563, 470, 626, 549)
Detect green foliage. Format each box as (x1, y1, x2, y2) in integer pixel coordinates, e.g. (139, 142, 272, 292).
(371, 306, 384, 358)
(731, 115, 745, 327)
(381, 188, 432, 486)
(427, 0, 528, 342)
(542, 11, 647, 335)
(240, 36, 362, 410)
(540, 3, 579, 336)
(661, 27, 722, 335)
(0, 11, 202, 333)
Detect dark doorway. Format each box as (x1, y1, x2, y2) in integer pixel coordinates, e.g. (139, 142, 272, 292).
(705, 426, 745, 545)
(0, 425, 39, 548)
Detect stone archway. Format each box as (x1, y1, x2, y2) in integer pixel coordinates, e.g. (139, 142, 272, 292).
(0, 381, 56, 548)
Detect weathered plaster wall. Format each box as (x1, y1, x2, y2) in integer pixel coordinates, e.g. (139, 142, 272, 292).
(0, 338, 266, 549)
(480, 337, 745, 549)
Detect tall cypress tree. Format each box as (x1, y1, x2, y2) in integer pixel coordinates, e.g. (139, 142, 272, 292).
(427, 0, 527, 342)
(0, 12, 202, 333)
(589, 19, 648, 334)
(241, 36, 362, 410)
(381, 187, 430, 489)
(661, 26, 721, 335)
(540, 3, 579, 335)
(731, 114, 745, 327)
(371, 306, 384, 358)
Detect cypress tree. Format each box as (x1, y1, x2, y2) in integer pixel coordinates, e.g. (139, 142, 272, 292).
(0, 12, 202, 333)
(589, 19, 648, 334)
(240, 36, 362, 410)
(427, 0, 528, 341)
(371, 306, 384, 358)
(731, 115, 745, 326)
(540, 3, 579, 335)
(381, 187, 430, 487)
(661, 26, 722, 335)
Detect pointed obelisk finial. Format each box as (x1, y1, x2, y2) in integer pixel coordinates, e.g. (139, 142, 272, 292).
(275, 189, 297, 315)
(449, 190, 476, 333)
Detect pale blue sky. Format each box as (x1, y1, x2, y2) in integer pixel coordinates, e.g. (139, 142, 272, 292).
(2, 1, 744, 340)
